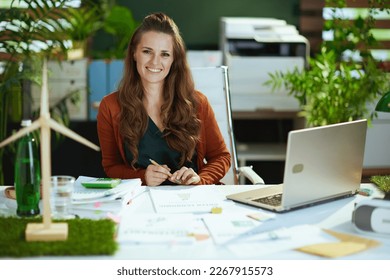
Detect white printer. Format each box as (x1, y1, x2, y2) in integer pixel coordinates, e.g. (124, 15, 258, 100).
(220, 17, 309, 112)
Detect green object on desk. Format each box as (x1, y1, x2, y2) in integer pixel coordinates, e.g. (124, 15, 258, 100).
(0, 217, 118, 257)
(370, 175, 390, 194)
(81, 178, 122, 189)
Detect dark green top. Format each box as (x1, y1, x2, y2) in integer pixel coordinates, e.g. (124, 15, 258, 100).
(124, 118, 197, 185)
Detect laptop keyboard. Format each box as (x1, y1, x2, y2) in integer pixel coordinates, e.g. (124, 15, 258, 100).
(252, 194, 282, 206)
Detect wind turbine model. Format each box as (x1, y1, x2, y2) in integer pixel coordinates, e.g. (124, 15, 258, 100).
(0, 59, 100, 241)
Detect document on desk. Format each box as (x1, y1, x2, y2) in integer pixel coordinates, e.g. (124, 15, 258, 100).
(149, 186, 225, 213)
(226, 224, 339, 258)
(72, 176, 144, 204)
(117, 212, 209, 244)
(203, 213, 261, 245)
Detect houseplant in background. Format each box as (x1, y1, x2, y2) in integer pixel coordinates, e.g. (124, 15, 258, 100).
(61, 0, 105, 59)
(265, 0, 389, 127)
(0, 0, 82, 184)
(91, 1, 139, 59)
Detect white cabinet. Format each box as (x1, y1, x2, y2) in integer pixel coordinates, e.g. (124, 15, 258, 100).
(31, 59, 88, 120)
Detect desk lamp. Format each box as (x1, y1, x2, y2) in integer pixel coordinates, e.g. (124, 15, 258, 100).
(375, 91, 390, 113)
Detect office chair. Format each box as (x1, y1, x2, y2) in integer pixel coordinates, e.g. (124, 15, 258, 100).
(191, 66, 265, 185)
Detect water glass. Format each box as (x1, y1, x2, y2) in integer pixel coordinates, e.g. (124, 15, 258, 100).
(51, 175, 75, 219)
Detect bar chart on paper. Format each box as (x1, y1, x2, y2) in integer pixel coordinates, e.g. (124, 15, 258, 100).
(149, 187, 226, 213)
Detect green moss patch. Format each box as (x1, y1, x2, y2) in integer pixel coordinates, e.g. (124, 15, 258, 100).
(370, 175, 390, 194)
(0, 217, 118, 257)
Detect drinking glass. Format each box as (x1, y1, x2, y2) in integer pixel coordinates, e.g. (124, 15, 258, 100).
(51, 175, 75, 219)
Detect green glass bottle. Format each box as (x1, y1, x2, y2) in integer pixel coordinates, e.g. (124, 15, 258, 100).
(14, 119, 41, 217)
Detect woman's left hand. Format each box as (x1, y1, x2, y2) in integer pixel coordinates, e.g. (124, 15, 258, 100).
(170, 167, 200, 185)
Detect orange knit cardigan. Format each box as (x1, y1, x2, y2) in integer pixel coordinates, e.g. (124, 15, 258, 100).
(97, 90, 231, 185)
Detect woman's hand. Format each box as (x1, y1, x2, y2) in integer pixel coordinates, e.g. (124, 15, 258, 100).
(170, 167, 200, 185)
(145, 164, 171, 186)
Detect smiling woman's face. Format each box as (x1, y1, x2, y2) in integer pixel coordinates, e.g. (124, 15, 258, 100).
(134, 31, 174, 87)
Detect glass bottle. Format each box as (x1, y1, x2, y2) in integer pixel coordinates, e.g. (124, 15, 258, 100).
(14, 119, 41, 217)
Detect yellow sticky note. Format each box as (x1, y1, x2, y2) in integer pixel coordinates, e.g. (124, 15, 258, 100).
(211, 207, 222, 214)
(298, 242, 367, 258)
(297, 229, 381, 258)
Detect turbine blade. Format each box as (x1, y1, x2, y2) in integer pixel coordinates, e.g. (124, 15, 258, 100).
(48, 119, 100, 151)
(0, 120, 41, 148)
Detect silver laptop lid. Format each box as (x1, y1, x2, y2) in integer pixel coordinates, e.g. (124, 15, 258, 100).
(281, 119, 367, 209)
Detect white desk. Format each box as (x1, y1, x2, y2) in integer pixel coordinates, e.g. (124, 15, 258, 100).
(1, 184, 389, 260)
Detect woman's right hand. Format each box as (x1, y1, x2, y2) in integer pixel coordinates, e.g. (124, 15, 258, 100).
(145, 164, 171, 186)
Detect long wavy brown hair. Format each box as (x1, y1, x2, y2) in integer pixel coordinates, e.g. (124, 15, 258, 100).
(118, 13, 201, 167)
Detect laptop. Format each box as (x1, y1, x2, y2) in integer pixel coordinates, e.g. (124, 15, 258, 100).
(227, 119, 367, 212)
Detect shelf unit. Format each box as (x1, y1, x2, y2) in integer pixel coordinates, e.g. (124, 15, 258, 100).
(232, 110, 304, 184)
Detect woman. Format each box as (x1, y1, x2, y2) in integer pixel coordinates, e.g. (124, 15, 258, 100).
(97, 13, 231, 186)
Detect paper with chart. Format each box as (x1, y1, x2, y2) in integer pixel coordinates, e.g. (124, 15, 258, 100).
(203, 213, 261, 245)
(72, 176, 144, 204)
(117, 212, 209, 244)
(149, 186, 226, 213)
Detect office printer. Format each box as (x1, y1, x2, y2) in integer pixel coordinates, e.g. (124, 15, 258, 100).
(220, 17, 309, 112)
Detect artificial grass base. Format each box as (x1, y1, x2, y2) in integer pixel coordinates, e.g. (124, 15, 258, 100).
(0, 216, 118, 257)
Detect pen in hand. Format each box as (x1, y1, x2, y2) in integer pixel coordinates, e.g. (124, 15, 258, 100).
(149, 159, 182, 184)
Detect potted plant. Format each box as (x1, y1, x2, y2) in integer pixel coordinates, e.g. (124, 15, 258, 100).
(265, 0, 390, 127)
(101, 5, 138, 59)
(91, 4, 139, 59)
(61, 0, 105, 59)
(370, 175, 390, 200)
(0, 0, 78, 184)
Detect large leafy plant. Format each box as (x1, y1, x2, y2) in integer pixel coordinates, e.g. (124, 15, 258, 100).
(0, 0, 77, 184)
(92, 4, 139, 59)
(61, 0, 105, 58)
(265, 0, 390, 127)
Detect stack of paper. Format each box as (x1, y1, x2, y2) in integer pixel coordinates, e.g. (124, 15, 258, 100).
(72, 176, 144, 204)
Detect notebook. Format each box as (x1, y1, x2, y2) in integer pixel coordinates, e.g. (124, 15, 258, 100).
(227, 119, 367, 212)
(72, 176, 144, 204)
